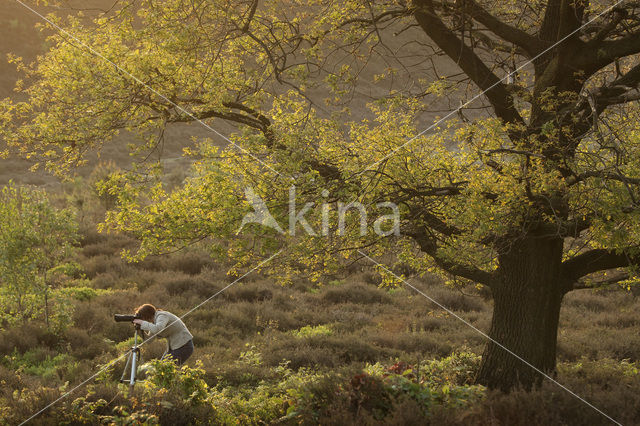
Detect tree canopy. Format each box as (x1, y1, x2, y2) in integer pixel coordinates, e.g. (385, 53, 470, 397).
(3, 0, 640, 390)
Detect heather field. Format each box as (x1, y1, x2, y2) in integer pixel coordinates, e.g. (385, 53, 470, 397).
(1, 219, 640, 424)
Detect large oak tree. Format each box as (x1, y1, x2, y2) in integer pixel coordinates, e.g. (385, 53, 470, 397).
(3, 0, 640, 391)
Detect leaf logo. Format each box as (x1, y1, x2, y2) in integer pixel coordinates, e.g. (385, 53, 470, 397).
(236, 187, 284, 234)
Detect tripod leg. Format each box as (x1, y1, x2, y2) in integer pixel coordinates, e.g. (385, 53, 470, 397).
(121, 351, 132, 383)
(130, 349, 138, 390)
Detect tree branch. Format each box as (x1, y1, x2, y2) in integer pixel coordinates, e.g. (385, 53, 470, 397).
(566, 170, 640, 186)
(405, 205, 462, 237)
(562, 248, 640, 282)
(241, 0, 259, 32)
(572, 272, 630, 290)
(570, 62, 640, 129)
(592, 7, 628, 42)
(413, 0, 525, 130)
(589, 63, 640, 109)
(583, 33, 640, 74)
(463, 0, 545, 57)
(168, 106, 265, 132)
(405, 228, 496, 286)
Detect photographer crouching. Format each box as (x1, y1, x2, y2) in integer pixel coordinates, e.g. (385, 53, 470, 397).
(132, 304, 194, 365)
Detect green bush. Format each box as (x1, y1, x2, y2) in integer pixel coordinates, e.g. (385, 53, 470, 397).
(143, 358, 210, 405)
(291, 324, 333, 338)
(2, 348, 73, 381)
(58, 286, 110, 302)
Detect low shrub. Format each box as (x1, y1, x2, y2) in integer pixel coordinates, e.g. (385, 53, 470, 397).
(321, 283, 390, 305)
(63, 327, 110, 360)
(371, 330, 453, 357)
(226, 283, 273, 302)
(291, 324, 333, 338)
(0, 324, 59, 355)
(165, 251, 213, 275)
(89, 272, 119, 289)
(164, 275, 207, 296)
(423, 287, 486, 313)
(262, 335, 388, 369)
(81, 254, 128, 279)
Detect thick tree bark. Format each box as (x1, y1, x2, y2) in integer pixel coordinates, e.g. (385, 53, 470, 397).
(476, 236, 567, 391)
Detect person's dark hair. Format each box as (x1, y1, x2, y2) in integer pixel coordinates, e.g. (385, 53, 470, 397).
(135, 304, 157, 322)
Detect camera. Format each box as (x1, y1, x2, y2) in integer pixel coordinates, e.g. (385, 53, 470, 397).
(114, 314, 140, 322)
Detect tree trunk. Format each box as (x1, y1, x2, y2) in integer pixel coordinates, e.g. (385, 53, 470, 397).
(44, 286, 49, 329)
(476, 236, 567, 391)
(43, 269, 50, 329)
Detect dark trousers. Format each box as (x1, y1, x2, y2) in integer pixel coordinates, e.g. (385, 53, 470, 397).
(162, 339, 194, 365)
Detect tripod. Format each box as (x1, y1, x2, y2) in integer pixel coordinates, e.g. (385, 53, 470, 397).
(120, 325, 143, 390)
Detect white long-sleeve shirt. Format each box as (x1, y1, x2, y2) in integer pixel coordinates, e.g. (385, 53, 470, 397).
(139, 310, 193, 350)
